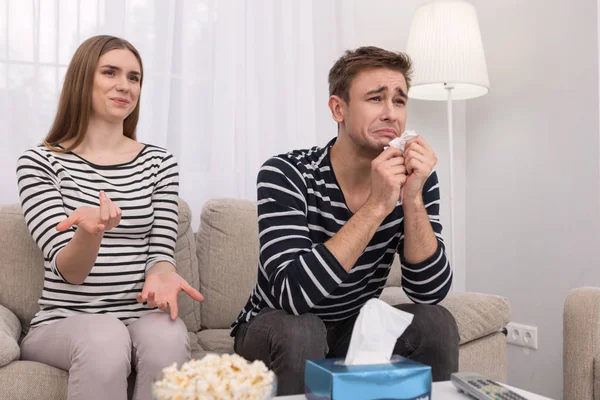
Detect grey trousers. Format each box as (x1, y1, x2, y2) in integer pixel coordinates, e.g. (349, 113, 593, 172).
(20, 312, 190, 400)
(234, 303, 460, 396)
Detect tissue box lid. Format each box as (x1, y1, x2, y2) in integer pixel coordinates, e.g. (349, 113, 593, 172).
(305, 356, 431, 400)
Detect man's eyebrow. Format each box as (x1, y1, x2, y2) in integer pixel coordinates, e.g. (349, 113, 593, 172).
(365, 86, 386, 96)
(365, 86, 407, 99)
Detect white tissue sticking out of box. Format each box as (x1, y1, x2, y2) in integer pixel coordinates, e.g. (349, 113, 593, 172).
(386, 130, 418, 153)
(344, 298, 414, 366)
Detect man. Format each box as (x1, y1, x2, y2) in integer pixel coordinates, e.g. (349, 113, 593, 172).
(231, 46, 458, 396)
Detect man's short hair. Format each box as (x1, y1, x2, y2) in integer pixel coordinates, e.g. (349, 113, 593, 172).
(328, 46, 413, 103)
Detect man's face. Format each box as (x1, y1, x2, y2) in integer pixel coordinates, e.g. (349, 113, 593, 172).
(340, 68, 408, 153)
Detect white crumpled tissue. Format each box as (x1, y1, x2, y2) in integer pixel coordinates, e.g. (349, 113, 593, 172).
(344, 298, 414, 366)
(385, 130, 418, 153)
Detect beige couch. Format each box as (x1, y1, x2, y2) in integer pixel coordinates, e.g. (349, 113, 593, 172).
(564, 287, 600, 400)
(0, 198, 511, 399)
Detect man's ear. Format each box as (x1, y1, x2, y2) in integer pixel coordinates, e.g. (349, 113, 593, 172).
(328, 95, 346, 124)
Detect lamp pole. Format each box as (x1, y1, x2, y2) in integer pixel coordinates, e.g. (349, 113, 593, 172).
(445, 83, 456, 283)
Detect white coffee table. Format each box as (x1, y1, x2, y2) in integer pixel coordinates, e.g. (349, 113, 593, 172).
(275, 380, 553, 399)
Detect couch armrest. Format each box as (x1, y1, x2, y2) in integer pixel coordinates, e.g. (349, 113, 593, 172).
(595, 354, 599, 400)
(380, 287, 510, 344)
(0, 304, 21, 367)
(563, 287, 600, 400)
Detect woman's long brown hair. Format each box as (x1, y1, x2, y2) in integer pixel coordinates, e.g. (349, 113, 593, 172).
(43, 35, 144, 153)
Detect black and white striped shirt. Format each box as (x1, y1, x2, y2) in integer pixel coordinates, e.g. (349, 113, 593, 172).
(231, 138, 452, 335)
(16, 144, 179, 328)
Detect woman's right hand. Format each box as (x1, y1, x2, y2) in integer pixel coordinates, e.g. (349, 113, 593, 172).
(56, 191, 122, 234)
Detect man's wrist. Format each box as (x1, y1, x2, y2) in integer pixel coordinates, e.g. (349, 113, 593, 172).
(402, 192, 424, 212)
(358, 200, 388, 222)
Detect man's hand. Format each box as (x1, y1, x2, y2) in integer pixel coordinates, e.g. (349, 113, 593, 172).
(137, 270, 205, 320)
(56, 191, 121, 234)
(403, 136, 437, 202)
(364, 146, 407, 217)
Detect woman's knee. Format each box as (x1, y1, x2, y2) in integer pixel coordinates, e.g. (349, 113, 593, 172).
(71, 314, 132, 379)
(130, 312, 189, 344)
(129, 312, 191, 366)
(74, 314, 132, 352)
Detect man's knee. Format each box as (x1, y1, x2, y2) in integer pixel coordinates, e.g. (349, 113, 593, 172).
(393, 303, 459, 366)
(272, 312, 327, 352)
(237, 309, 328, 362)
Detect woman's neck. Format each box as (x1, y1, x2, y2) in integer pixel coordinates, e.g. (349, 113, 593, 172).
(74, 116, 128, 153)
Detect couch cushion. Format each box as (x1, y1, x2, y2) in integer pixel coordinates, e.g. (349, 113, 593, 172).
(0, 305, 21, 366)
(379, 287, 510, 345)
(174, 199, 202, 333)
(0, 200, 201, 334)
(385, 256, 402, 287)
(196, 199, 260, 329)
(0, 360, 68, 400)
(0, 205, 45, 335)
(196, 329, 235, 354)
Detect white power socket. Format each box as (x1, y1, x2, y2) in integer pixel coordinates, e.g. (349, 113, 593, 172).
(506, 322, 538, 350)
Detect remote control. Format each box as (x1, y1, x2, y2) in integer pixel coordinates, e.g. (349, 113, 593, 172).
(451, 372, 529, 400)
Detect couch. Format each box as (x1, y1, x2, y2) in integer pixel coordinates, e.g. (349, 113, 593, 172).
(564, 287, 600, 400)
(0, 198, 511, 399)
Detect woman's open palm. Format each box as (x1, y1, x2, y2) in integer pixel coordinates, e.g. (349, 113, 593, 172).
(136, 271, 204, 320)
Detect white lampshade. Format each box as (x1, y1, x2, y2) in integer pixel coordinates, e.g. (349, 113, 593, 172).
(406, 0, 490, 101)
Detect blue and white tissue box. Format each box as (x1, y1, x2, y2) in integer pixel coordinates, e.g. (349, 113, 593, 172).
(304, 355, 431, 400)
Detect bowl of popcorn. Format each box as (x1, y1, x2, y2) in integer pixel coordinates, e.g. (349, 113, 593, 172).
(152, 353, 277, 400)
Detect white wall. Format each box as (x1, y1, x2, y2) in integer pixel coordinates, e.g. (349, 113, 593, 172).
(466, 0, 600, 398)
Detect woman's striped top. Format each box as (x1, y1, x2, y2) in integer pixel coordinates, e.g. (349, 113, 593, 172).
(16, 144, 179, 328)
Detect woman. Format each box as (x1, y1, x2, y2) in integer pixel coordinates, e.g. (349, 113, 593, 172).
(16, 35, 203, 400)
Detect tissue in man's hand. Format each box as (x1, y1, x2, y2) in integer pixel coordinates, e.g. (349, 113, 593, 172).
(344, 298, 414, 365)
(386, 130, 418, 153)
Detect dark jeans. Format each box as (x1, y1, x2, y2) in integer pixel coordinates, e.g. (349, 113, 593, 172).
(234, 303, 459, 396)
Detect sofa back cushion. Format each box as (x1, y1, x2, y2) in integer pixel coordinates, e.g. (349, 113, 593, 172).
(173, 199, 202, 333)
(194, 198, 404, 331)
(0, 199, 201, 335)
(196, 199, 259, 329)
(0, 205, 45, 335)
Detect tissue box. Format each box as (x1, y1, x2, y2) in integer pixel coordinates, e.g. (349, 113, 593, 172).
(304, 355, 431, 400)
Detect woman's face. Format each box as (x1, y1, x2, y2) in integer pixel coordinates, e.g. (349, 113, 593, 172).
(91, 48, 141, 123)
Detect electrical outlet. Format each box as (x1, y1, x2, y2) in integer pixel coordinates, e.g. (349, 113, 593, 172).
(506, 322, 538, 350)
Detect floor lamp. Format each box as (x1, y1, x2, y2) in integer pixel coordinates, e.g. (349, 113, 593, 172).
(406, 0, 490, 288)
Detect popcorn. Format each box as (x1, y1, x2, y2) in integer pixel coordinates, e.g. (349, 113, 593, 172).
(152, 354, 276, 400)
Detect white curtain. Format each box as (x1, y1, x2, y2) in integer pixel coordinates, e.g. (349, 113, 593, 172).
(0, 0, 357, 229)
